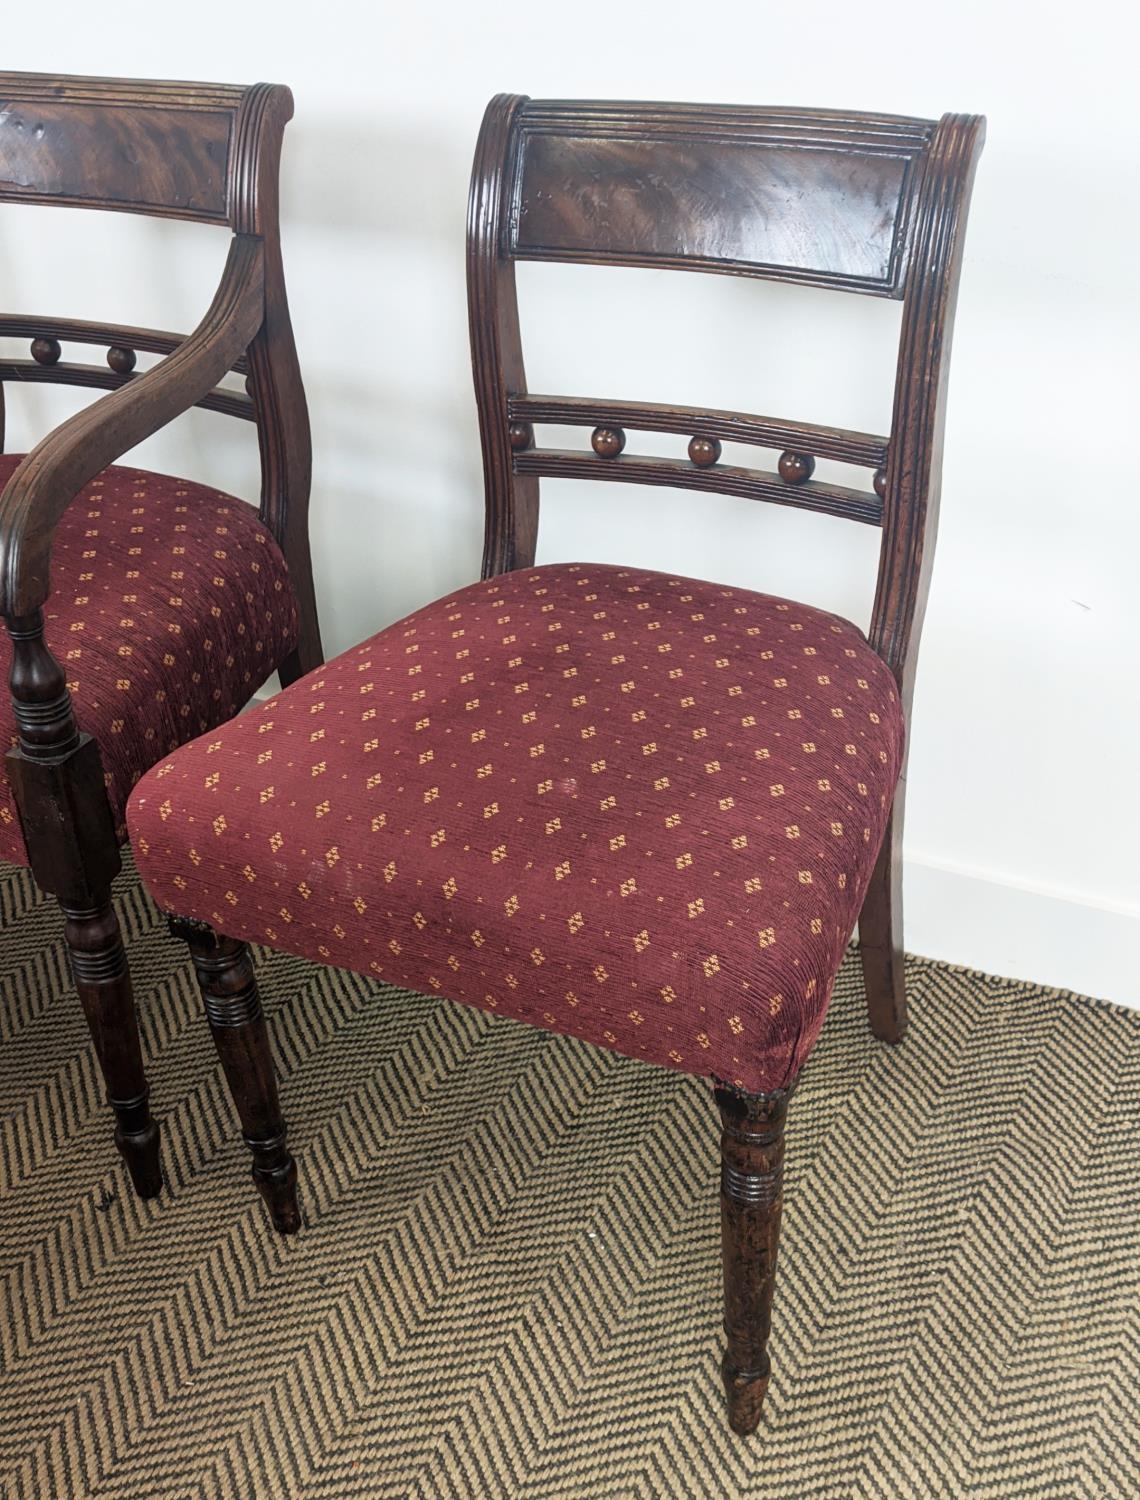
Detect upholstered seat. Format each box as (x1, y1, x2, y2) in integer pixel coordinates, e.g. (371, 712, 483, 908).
(129, 562, 902, 1094)
(0, 455, 297, 866)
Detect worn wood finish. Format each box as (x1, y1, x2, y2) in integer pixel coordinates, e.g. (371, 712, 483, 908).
(0, 71, 321, 1196)
(513, 111, 927, 294)
(170, 919, 300, 1234)
(716, 1086, 790, 1435)
(0, 98, 231, 221)
(0, 74, 244, 223)
(468, 94, 984, 1429)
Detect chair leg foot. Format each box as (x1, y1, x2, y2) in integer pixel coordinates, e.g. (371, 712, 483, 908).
(249, 1135, 301, 1235)
(722, 1356, 771, 1438)
(170, 918, 300, 1234)
(61, 895, 163, 1199)
(113, 1092, 164, 1200)
(715, 1085, 790, 1436)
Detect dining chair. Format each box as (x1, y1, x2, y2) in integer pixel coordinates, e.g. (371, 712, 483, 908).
(127, 94, 983, 1431)
(0, 73, 321, 1199)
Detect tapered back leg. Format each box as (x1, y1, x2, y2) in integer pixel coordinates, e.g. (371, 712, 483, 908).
(858, 798, 907, 1043)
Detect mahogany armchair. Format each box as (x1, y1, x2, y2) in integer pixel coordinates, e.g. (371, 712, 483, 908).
(127, 95, 983, 1431)
(0, 74, 321, 1199)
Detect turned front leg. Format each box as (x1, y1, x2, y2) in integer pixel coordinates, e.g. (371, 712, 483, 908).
(62, 894, 162, 1197)
(5, 608, 161, 1198)
(170, 919, 300, 1234)
(715, 1085, 791, 1436)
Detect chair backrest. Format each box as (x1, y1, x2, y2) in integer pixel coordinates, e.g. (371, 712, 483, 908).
(0, 72, 310, 608)
(0, 73, 286, 405)
(467, 96, 984, 702)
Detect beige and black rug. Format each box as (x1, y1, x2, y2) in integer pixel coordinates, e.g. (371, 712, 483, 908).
(0, 854, 1136, 1499)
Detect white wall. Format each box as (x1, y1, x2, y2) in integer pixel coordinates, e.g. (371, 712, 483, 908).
(2, 1, 1137, 1006)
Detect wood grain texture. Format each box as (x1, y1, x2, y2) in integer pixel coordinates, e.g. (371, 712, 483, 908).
(511, 102, 931, 295)
(516, 134, 912, 292)
(0, 72, 247, 224)
(0, 99, 231, 220)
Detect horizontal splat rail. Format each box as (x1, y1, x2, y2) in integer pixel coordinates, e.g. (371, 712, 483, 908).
(0, 315, 250, 374)
(508, 394, 887, 469)
(0, 360, 254, 420)
(511, 447, 884, 524)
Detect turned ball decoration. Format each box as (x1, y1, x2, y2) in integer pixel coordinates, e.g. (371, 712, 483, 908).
(107, 346, 137, 374)
(688, 435, 722, 468)
(30, 336, 62, 366)
(591, 426, 626, 459)
(777, 451, 815, 485)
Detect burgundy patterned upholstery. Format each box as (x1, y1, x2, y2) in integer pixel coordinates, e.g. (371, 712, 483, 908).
(128, 562, 902, 1094)
(0, 455, 298, 866)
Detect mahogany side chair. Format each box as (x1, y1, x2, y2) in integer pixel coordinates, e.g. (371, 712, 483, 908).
(127, 96, 983, 1432)
(0, 74, 321, 1200)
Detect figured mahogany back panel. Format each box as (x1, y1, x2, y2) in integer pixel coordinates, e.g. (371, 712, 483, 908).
(512, 103, 931, 295)
(0, 74, 267, 227)
(468, 95, 984, 700)
(0, 72, 315, 652)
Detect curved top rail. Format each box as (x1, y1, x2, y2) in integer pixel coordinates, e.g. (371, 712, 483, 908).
(0, 71, 292, 230)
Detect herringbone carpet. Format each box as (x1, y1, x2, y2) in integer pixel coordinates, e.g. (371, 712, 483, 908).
(0, 856, 1136, 1500)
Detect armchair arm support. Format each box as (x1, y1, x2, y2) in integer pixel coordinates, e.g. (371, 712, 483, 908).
(0, 233, 266, 617)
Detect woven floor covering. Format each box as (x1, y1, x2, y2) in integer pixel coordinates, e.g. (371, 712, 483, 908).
(0, 855, 1136, 1500)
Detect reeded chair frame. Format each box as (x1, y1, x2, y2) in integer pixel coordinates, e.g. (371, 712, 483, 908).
(465, 96, 984, 1431)
(0, 74, 322, 1197)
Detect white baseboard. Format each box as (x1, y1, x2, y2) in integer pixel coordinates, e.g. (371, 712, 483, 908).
(904, 856, 1139, 1011)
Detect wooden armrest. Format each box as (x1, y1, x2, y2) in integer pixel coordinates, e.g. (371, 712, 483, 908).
(0, 234, 266, 617)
